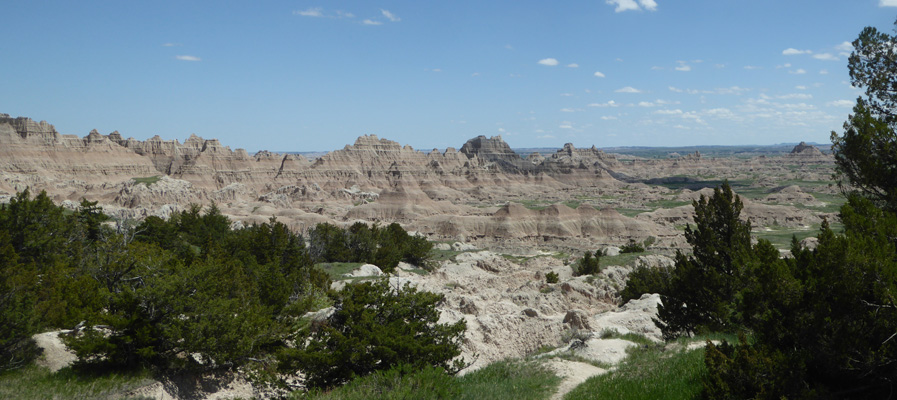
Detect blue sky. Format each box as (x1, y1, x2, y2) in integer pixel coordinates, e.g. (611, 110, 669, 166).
(1, 1, 895, 152)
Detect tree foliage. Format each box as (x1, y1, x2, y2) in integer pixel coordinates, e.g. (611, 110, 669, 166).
(0, 190, 457, 394)
(278, 279, 466, 389)
(699, 18, 897, 399)
(655, 182, 763, 339)
(574, 250, 604, 276)
(308, 222, 434, 272)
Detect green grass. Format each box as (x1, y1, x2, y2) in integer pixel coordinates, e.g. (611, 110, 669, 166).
(754, 222, 844, 249)
(0, 365, 155, 400)
(132, 176, 161, 187)
(645, 199, 692, 209)
(317, 262, 366, 281)
(616, 208, 649, 218)
(563, 340, 707, 400)
(299, 359, 560, 400)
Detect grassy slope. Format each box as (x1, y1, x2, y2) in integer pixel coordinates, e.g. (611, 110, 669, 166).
(298, 360, 560, 400)
(0, 365, 155, 400)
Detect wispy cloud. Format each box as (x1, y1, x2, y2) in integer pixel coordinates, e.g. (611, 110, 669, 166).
(881, 0, 897, 7)
(744, 65, 761, 70)
(593, 71, 605, 78)
(606, 0, 658, 12)
(827, 100, 855, 107)
(175, 55, 201, 61)
(362, 19, 382, 26)
(381, 9, 400, 22)
(567, 63, 579, 68)
(835, 41, 854, 52)
(675, 64, 691, 72)
(294, 7, 324, 17)
(538, 58, 559, 66)
(640, 0, 658, 11)
(790, 68, 807, 74)
(655, 109, 683, 115)
(601, 115, 619, 120)
(588, 101, 619, 108)
(813, 53, 838, 61)
(162, 42, 181, 47)
(777, 93, 813, 100)
(638, 101, 656, 107)
(783, 48, 812, 55)
(615, 86, 642, 93)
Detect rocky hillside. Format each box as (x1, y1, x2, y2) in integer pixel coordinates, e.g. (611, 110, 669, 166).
(0, 113, 837, 251)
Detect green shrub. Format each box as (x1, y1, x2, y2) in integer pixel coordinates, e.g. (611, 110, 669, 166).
(545, 271, 559, 284)
(279, 279, 466, 389)
(619, 265, 671, 303)
(619, 239, 645, 254)
(574, 250, 604, 276)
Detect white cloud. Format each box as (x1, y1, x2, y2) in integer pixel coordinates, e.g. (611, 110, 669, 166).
(668, 86, 683, 93)
(744, 65, 761, 70)
(294, 7, 324, 17)
(567, 63, 579, 68)
(813, 53, 839, 61)
(471, 72, 480, 77)
(335, 10, 355, 18)
(560, 108, 576, 112)
(795, 85, 808, 90)
(593, 71, 605, 78)
(783, 48, 812, 55)
(606, 0, 640, 12)
(820, 69, 829, 75)
(640, 0, 658, 11)
(605, 0, 658, 12)
(790, 68, 807, 74)
(362, 19, 382, 25)
(655, 109, 683, 115)
(777, 93, 813, 100)
(560, 93, 573, 97)
(615, 86, 642, 93)
(776, 63, 792, 69)
(537, 134, 556, 139)
(638, 101, 656, 107)
(601, 116, 618, 120)
(651, 66, 664, 70)
(675, 65, 691, 72)
(835, 41, 854, 52)
(588, 101, 619, 108)
(881, 0, 897, 7)
(538, 58, 559, 66)
(162, 42, 180, 47)
(381, 9, 400, 22)
(655, 99, 680, 105)
(175, 55, 201, 61)
(559, 123, 574, 129)
(827, 100, 855, 107)
(714, 63, 726, 68)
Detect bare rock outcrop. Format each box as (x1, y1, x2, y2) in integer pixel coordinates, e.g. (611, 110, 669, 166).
(790, 141, 824, 157)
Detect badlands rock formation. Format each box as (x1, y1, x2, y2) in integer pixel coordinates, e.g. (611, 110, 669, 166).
(0, 113, 837, 253)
